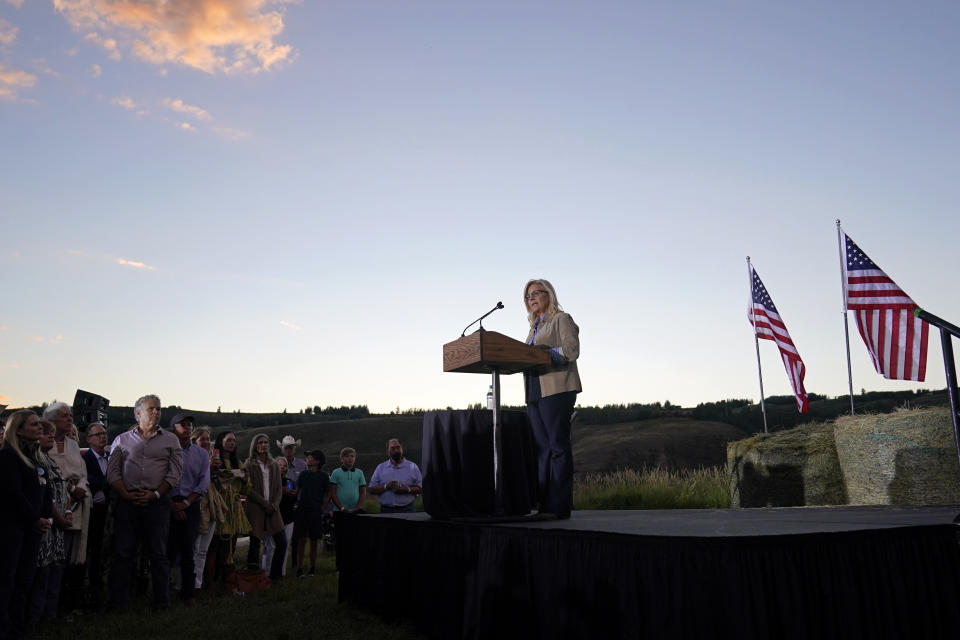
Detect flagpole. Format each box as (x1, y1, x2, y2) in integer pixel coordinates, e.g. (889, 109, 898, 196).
(747, 257, 768, 433)
(836, 220, 855, 415)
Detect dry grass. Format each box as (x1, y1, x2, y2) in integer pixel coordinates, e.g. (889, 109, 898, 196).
(574, 466, 730, 510)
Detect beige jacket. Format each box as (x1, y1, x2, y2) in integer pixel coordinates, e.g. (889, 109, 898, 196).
(243, 458, 285, 539)
(524, 311, 582, 398)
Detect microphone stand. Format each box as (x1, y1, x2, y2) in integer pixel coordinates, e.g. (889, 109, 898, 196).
(461, 301, 504, 337)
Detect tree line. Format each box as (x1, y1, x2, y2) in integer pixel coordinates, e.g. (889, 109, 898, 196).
(4, 389, 946, 438)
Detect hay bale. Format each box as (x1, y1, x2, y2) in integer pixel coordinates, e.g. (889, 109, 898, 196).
(727, 423, 846, 508)
(833, 408, 960, 505)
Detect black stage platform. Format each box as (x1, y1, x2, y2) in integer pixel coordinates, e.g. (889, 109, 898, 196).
(336, 506, 960, 640)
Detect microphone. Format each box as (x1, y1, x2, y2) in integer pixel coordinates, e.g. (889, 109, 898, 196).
(461, 301, 505, 337)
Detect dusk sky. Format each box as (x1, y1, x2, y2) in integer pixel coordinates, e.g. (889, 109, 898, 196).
(3, 2, 959, 415)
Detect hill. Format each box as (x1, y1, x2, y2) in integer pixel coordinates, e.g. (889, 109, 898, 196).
(230, 415, 425, 478)
(572, 417, 744, 474)
(223, 414, 742, 480)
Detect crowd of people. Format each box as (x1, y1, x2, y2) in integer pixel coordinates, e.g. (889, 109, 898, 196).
(0, 395, 413, 640)
(0, 275, 580, 639)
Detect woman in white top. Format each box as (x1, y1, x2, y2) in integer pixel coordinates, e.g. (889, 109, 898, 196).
(242, 434, 287, 580)
(42, 402, 90, 613)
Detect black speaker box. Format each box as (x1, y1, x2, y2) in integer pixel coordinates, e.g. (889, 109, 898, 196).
(72, 389, 109, 431)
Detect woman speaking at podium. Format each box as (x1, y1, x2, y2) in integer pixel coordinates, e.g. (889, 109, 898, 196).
(522, 278, 581, 519)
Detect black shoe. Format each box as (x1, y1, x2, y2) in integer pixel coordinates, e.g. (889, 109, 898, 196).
(296, 568, 304, 578)
(308, 567, 316, 576)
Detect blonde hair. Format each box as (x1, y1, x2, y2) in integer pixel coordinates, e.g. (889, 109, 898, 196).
(523, 278, 563, 325)
(3, 410, 41, 469)
(247, 433, 273, 462)
(191, 426, 211, 447)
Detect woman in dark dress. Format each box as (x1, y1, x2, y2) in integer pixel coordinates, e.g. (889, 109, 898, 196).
(1, 410, 52, 639)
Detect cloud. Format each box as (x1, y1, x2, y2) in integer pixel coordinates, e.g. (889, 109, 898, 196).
(162, 97, 211, 121)
(67, 249, 157, 271)
(111, 95, 136, 109)
(0, 17, 18, 46)
(0, 325, 7, 331)
(178, 121, 195, 132)
(54, 0, 296, 74)
(32, 59, 60, 77)
(279, 320, 302, 331)
(3, 0, 24, 7)
(116, 257, 156, 270)
(89, 63, 101, 78)
(0, 394, 10, 406)
(213, 126, 250, 141)
(83, 31, 122, 60)
(31, 335, 64, 344)
(32, 336, 45, 342)
(0, 62, 36, 100)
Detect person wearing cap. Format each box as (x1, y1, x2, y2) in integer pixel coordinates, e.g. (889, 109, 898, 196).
(107, 394, 182, 611)
(82, 422, 110, 604)
(277, 435, 306, 559)
(166, 412, 209, 605)
(277, 435, 307, 485)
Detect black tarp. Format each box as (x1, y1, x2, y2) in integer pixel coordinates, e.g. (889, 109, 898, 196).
(337, 507, 960, 640)
(421, 410, 537, 518)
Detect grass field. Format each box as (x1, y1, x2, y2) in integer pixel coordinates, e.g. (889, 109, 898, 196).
(572, 417, 746, 473)
(32, 552, 426, 640)
(574, 466, 730, 510)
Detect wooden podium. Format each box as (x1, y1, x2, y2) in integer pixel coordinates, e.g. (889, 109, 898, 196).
(443, 331, 549, 515)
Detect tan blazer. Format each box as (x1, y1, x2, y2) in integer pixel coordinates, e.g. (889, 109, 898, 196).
(525, 311, 582, 398)
(243, 458, 285, 538)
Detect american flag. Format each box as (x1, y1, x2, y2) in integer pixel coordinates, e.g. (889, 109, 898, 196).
(843, 231, 928, 381)
(748, 265, 809, 413)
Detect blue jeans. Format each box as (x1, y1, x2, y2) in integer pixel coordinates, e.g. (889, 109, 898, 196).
(527, 391, 577, 518)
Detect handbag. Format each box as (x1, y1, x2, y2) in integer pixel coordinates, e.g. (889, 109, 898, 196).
(226, 566, 271, 594)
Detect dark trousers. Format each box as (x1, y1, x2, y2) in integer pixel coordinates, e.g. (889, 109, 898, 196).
(247, 531, 287, 580)
(86, 501, 108, 596)
(109, 498, 171, 610)
(58, 531, 83, 614)
(527, 391, 577, 518)
(0, 525, 41, 640)
(206, 535, 235, 585)
(167, 501, 201, 601)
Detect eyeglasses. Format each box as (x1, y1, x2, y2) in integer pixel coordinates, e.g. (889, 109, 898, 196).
(524, 290, 548, 301)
